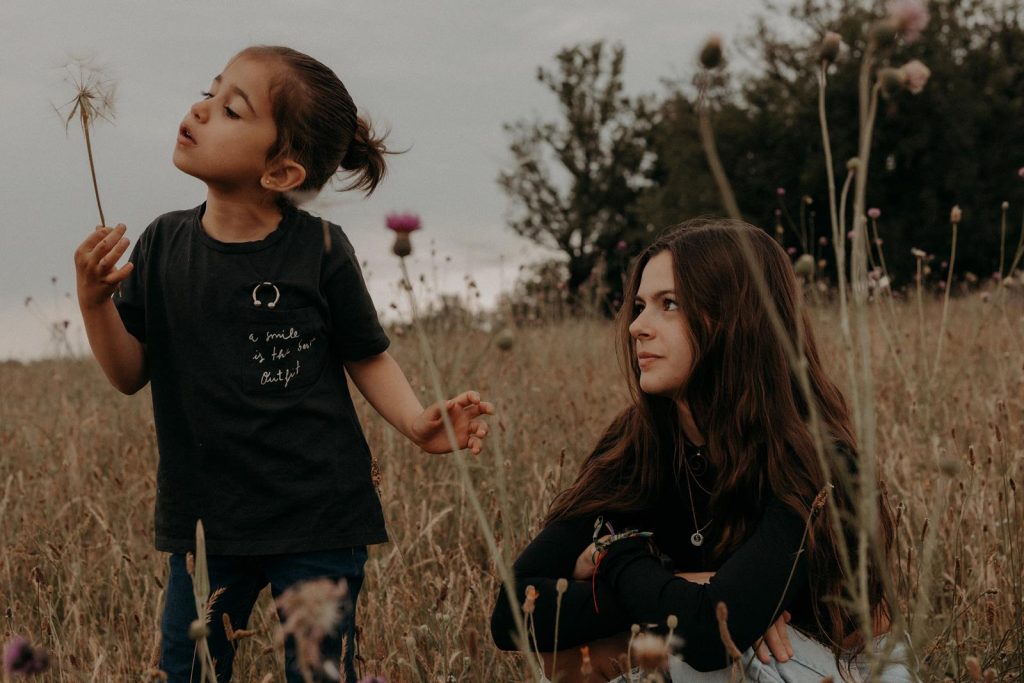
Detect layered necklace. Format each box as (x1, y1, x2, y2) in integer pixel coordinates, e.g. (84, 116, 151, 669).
(681, 440, 713, 547)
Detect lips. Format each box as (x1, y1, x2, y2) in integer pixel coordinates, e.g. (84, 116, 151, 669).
(637, 352, 660, 367)
(177, 124, 196, 145)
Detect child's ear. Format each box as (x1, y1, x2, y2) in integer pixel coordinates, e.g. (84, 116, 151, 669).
(261, 159, 307, 193)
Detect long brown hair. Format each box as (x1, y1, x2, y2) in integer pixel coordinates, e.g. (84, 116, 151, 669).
(546, 217, 894, 652)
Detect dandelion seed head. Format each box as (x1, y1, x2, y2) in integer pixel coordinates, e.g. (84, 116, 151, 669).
(56, 57, 117, 133)
(820, 32, 843, 63)
(899, 59, 931, 94)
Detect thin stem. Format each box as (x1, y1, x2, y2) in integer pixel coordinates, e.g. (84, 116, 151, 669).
(697, 74, 741, 220)
(80, 108, 106, 227)
(930, 222, 958, 381)
(396, 258, 540, 680)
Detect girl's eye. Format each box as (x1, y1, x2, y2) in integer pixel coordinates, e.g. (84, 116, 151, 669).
(633, 302, 645, 316)
(664, 298, 679, 311)
(200, 91, 213, 99)
(224, 107, 240, 120)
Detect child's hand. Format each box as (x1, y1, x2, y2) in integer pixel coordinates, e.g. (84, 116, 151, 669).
(410, 390, 495, 455)
(75, 224, 134, 310)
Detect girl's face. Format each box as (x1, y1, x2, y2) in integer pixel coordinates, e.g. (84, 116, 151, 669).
(172, 55, 279, 192)
(629, 251, 696, 398)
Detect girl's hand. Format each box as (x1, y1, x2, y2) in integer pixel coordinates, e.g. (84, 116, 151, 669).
(75, 225, 134, 310)
(573, 538, 613, 580)
(675, 572, 792, 662)
(410, 390, 495, 455)
(754, 610, 794, 663)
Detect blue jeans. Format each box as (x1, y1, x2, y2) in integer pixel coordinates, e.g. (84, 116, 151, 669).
(608, 626, 918, 682)
(159, 547, 368, 683)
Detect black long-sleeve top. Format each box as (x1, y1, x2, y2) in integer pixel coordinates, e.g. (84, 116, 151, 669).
(490, 468, 817, 672)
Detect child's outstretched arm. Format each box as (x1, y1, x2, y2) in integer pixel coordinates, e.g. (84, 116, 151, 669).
(74, 224, 147, 394)
(344, 352, 494, 455)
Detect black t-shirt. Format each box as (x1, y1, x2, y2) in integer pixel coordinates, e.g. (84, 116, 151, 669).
(489, 464, 816, 672)
(116, 203, 391, 555)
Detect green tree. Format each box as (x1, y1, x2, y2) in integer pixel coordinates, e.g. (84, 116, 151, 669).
(499, 41, 657, 310)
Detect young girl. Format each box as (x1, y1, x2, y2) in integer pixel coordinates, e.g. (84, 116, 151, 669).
(490, 219, 915, 681)
(74, 46, 493, 682)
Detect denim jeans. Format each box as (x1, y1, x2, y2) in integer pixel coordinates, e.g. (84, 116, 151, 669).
(602, 626, 918, 683)
(159, 547, 368, 683)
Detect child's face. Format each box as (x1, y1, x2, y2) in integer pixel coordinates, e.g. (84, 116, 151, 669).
(629, 251, 695, 398)
(173, 55, 280, 192)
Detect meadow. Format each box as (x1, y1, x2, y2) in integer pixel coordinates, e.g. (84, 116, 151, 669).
(1, 283, 1022, 682)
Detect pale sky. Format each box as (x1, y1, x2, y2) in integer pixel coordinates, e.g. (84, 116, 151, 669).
(0, 0, 776, 360)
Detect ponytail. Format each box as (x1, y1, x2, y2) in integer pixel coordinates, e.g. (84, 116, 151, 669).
(339, 115, 390, 196)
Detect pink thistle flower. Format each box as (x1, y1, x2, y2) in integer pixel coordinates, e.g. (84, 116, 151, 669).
(786, 246, 798, 256)
(776, 187, 786, 197)
(1018, 167, 1024, 180)
(774, 208, 782, 217)
(616, 240, 628, 252)
(887, 0, 930, 44)
(899, 60, 931, 94)
(385, 213, 422, 233)
(818, 236, 828, 246)
(3, 636, 48, 676)
(867, 208, 882, 219)
(847, 230, 855, 240)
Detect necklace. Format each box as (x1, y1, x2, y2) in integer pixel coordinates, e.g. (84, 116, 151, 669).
(682, 441, 713, 547)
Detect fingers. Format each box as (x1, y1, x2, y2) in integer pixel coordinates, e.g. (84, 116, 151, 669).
(103, 261, 135, 286)
(88, 224, 127, 261)
(755, 636, 771, 664)
(759, 619, 793, 664)
(98, 233, 131, 271)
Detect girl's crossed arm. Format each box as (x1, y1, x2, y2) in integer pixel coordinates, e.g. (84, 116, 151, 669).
(344, 352, 494, 454)
(75, 225, 148, 394)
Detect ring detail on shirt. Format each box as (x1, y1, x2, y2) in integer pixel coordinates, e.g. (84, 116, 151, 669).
(252, 282, 281, 309)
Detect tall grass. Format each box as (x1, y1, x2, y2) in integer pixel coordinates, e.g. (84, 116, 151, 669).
(1, 289, 1022, 680)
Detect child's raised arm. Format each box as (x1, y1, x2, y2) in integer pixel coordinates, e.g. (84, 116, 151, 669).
(344, 351, 493, 455)
(75, 224, 147, 394)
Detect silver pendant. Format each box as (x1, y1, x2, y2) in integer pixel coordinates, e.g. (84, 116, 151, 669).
(690, 531, 704, 547)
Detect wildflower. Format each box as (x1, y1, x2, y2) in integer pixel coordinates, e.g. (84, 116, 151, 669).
(579, 645, 593, 676)
(522, 585, 538, 615)
(715, 603, 742, 659)
(847, 231, 855, 240)
(556, 578, 568, 594)
(276, 578, 350, 676)
(787, 246, 798, 256)
(818, 258, 827, 271)
(818, 236, 828, 246)
(616, 240, 628, 252)
(899, 60, 931, 94)
(820, 32, 842, 63)
(878, 67, 904, 96)
(867, 208, 881, 219)
(3, 636, 49, 676)
(803, 195, 813, 205)
(1002, 201, 1009, 210)
(879, 275, 891, 289)
(887, 0, 930, 44)
(950, 205, 962, 224)
(631, 632, 668, 672)
(495, 328, 515, 351)
(794, 254, 816, 278)
(699, 35, 723, 69)
(1018, 167, 1024, 179)
(386, 213, 421, 258)
(911, 248, 927, 259)
(846, 157, 860, 171)
(776, 187, 786, 197)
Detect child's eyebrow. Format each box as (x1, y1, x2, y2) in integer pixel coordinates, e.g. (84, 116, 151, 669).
(212, 75, 256, 115)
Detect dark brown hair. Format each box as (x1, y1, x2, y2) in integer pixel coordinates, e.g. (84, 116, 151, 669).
(235, 46, 390, 196)
(546, 217, 894, 654)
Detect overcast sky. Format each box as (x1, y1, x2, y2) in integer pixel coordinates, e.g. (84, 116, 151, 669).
(0, 0, 777, 360)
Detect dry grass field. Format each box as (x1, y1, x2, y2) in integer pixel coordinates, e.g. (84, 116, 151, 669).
(2, 290, 1022, 681)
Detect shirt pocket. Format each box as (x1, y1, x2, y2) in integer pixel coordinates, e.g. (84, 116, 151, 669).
(241, 306, 328, 394)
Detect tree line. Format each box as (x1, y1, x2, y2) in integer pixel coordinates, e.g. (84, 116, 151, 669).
(499, 0, 1024, 308)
